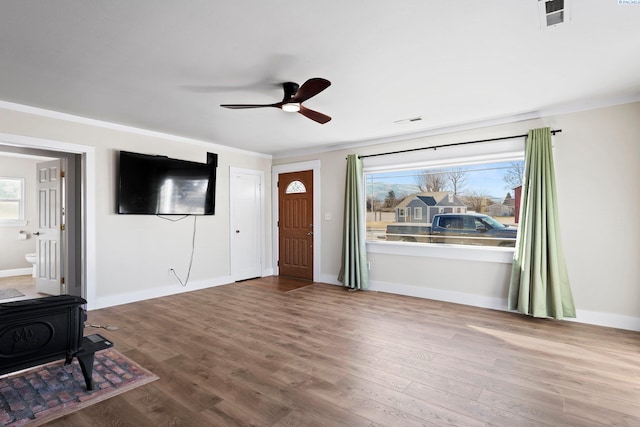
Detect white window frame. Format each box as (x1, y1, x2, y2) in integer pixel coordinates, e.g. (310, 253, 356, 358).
(413, 207, 422, 220)
(0, 177, 27, 227)
(363, 137, 524, 264)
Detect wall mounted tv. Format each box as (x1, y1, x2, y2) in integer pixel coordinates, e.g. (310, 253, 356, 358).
(117, 150, 218, 215)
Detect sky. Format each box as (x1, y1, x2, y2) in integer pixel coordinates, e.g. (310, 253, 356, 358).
(365, 161, 524, 202)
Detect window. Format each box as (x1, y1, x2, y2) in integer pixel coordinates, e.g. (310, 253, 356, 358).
(413, 207, 422, 220)
(365, 159, 523, 248)
(0, 177, 25, 226)
(285, 180, 306, 194)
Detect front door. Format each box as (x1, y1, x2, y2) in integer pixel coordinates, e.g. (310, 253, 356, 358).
(278, 170, 313, 280)
(35, 159, 64, 295)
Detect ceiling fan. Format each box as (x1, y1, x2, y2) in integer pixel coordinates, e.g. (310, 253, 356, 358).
(220, 78, 332, 124)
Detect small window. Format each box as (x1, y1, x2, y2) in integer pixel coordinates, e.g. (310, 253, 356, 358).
(0, 177, 25, 226)
(414, 207, 422, 220)
(285, 180, 306, 194)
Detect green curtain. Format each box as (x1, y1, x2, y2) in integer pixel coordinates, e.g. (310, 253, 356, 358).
(508, 128, 576, 319)
(338, 154, 369, 290)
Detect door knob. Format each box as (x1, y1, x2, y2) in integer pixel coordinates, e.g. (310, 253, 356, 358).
(236, 230, 240, 233)
(33, 232, 41, 236)
(307, 231, 313, 236)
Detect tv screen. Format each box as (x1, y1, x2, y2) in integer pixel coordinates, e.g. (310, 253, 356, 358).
(117, 151, 218, 215)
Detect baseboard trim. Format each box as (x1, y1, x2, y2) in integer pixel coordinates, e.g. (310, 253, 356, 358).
(0, 268, 32, 278)
(360, 279, 640, 332)
(91, 275, 233, 310)
(368, 279, 508, 311)
(92, 273, 640, 332)
(319, 274, 341, 286)
(567, 309, 640, 332)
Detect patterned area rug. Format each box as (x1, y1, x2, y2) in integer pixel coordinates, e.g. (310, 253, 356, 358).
(0, 349, 158, 426)
(0, 289, 24, 300)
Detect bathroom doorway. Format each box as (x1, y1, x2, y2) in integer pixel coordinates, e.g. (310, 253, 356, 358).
(0, 145, 82, 302)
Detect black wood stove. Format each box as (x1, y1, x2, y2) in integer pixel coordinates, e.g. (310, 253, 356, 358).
(0, 295, 112, 390)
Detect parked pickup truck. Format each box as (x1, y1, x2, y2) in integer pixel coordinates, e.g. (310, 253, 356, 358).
(385, 213, 517, 247)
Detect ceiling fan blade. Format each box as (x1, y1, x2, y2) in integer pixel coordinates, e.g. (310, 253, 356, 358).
(298, 105, 331, 124)
(220, 103, 278, 109)
(291, 78, 331, 103)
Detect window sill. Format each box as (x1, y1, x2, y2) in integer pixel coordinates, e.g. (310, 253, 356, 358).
(366, 240, 515, 264)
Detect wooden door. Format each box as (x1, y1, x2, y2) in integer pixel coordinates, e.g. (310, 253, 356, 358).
(36, 159, 64, 295)
(278, 170, 313, 280)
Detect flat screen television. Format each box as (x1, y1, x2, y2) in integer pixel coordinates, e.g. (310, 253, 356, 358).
(117, 150, 218, 215)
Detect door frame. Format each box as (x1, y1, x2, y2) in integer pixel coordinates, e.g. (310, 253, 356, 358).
(230, 167, 265, 281)
(0, 132, 96, 308)
(272, 160, 321, 282)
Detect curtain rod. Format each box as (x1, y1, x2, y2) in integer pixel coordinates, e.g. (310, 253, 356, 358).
(356, 129, 562, 159)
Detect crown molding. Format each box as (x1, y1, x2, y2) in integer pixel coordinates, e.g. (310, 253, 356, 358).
(0, 100, 272, 159)
(272, 93, 640, 159)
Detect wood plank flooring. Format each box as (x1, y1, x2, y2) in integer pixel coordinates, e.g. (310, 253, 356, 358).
(46, 277, 640, 426)
(0, 274, 41, 301)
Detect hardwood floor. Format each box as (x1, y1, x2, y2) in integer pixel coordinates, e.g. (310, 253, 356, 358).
(0, 274, 41, 301)
(47, 277, 640, 426)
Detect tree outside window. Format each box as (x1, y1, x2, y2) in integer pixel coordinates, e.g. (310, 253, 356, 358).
(365, 160, 524, 246)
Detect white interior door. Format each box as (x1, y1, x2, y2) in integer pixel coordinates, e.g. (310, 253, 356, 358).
(35, 159, 64, 295)
(230, 168, 263, 281)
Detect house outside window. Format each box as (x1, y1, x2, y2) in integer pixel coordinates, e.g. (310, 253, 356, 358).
(365, 159, 524, 248)
(0, 177, 25, 226)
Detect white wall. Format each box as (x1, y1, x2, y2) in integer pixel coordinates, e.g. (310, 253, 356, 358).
(0, 156, 39, 272)
(2, 100, 638, 330)
(273, 101, 640, 331)
(0, 106, 272, 308)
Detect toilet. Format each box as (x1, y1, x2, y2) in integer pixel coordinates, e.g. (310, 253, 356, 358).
(25, 253, 37, 277)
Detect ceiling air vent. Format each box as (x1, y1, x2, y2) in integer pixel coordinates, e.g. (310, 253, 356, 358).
(539, 0, 570, 28)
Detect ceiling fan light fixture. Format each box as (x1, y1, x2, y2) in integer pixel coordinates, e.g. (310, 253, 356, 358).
(282, 102, 301, 112)
(220, 78, 331, 123)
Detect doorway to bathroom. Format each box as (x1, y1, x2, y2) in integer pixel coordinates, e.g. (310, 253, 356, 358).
(0, 144, 82, 302)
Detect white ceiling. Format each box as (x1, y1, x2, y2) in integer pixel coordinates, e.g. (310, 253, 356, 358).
(1, 1, 639, 156)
